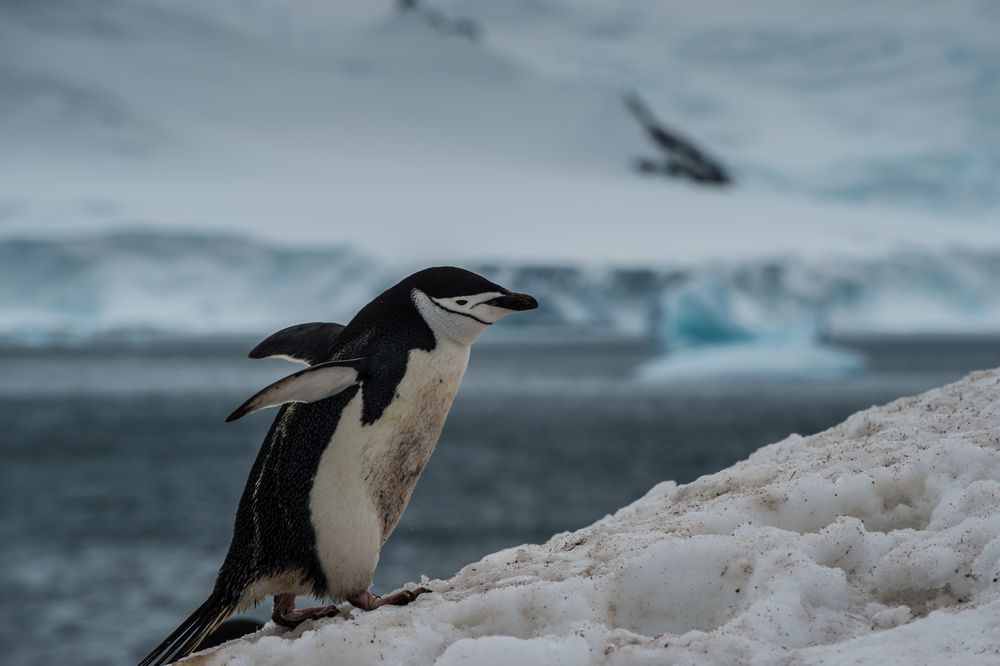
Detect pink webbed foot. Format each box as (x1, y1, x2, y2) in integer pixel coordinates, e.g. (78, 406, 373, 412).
(345, 586, 432, 611)
(271, 593, 341, 629)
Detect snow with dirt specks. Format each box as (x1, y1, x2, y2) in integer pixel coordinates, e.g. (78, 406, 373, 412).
(183, 368, 1000, 665)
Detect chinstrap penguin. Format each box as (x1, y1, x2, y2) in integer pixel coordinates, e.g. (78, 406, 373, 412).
(138, 267, 537, 665)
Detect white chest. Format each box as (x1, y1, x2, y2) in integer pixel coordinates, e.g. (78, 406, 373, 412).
(307, 341, 470, 596)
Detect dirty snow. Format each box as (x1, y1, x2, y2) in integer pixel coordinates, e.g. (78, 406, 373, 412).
(184, 368, 1000, 665)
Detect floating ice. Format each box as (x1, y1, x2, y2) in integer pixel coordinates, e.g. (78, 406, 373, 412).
(637, 338, 865, 382)
(640, 264, 856, 379)
(637, 251, 1000, 378)
(184, 368, 1000, 664)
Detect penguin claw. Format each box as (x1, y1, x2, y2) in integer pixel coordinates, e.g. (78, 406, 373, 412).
(271, 594, 341, 628)
(346, 586, 432, 611)
(384, 586, 433, 606)
(272, 606, 340, 628)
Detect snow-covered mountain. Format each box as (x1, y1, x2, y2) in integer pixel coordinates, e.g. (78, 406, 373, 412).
(436, 0, 1000, 212)
(0, 0, 654, 263)
(3, 1, 999, 371)
(1, 1, 998, 266)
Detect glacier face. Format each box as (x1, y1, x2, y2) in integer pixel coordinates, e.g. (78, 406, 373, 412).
(0, 232, 671, 343)
(639, 252, 1000, 379)
(0, 232, 383, 342)
(655, 252, 1000, 347)
(3, 233, 1000, 352)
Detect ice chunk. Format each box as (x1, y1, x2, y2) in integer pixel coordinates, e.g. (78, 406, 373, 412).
(637, 339, 865, 381)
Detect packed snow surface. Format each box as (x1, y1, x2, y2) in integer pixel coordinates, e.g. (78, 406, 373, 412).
(186, 368, 1000, 664)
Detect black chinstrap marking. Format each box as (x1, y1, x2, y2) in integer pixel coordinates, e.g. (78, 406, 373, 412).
(432, 301, 493, 325)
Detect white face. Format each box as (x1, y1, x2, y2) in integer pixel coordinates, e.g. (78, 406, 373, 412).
(411, 289, 521, 346)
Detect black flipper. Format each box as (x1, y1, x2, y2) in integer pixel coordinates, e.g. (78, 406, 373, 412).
(248, 322, 347, 365)
(137, 593, 238, 666)
(226, 357, 367, 422)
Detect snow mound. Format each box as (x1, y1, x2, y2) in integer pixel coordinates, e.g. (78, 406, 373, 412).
(187, 368, 1000, 664)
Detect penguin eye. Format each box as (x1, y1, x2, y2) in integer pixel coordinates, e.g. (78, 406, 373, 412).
(455, 299, 468, 306)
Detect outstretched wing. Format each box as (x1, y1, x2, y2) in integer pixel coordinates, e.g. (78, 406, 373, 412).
(226, 357, 367, 422)
(248, 322, 346, 365)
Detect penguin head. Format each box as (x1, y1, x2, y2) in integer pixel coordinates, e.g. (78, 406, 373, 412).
(406, 267, 538, 345)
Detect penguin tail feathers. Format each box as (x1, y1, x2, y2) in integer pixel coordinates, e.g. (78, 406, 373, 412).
(138, 594, 237, 666)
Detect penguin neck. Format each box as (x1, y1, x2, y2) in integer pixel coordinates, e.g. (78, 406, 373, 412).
(411, 289, 488, 347)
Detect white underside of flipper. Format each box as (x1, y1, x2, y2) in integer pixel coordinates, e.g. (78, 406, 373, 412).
(226, 360, 362, 422)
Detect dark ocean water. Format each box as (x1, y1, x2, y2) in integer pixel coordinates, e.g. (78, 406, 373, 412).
(2, 338, 998, 665)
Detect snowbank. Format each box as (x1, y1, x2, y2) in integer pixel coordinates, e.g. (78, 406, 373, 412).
(185, 368, 1000, 664)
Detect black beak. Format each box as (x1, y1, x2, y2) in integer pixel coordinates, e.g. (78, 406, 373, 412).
(485, 292, 538, 311)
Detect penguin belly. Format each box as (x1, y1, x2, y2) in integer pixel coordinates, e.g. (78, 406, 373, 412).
(308, 341, 470, 598)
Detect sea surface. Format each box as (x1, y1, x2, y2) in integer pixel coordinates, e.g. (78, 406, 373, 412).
(2, 337, 998, 665)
